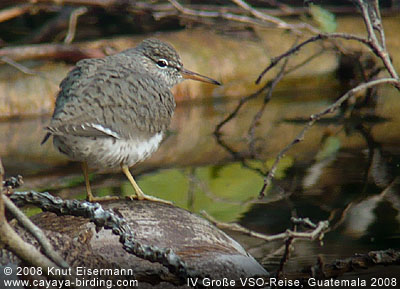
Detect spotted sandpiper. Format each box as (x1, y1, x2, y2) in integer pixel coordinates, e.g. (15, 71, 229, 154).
(42, 38, 220, 203)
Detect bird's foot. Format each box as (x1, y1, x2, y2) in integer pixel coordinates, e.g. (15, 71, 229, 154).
(126, 193, 173, 205)
(86, 195, 120, 203)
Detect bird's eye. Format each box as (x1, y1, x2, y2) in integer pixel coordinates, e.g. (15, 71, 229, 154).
(156, 59, 168, 68)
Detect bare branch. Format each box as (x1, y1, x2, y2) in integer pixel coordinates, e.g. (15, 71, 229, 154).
(9, 190, 200, 285)
(168, 0, 273, 28)
(168, 0, 319, 33)
(13, 0, 118, 7)
(248, 53, 291, 155)
(307, 249, 400, 279)
(354, 0, 398, 81)
(0, 43, 105, 62)
(64, 6, 88, 44)
(1, 194, 69, 269)
(0, 56, 38, 75)
(275, 236, 294, 279)
(230, 0, 317, 33)
(214, 86, 265, 137)
(258, 77, 400, 198)
(0, 4, 33, 23)
(201, 211, 329, 242)
(0, 186, 79, 288)
(256, 32, 369, 84)
(0, 201, 56, 275)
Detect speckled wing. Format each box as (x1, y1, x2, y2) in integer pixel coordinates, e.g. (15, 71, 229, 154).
(44, 56, 176, 141)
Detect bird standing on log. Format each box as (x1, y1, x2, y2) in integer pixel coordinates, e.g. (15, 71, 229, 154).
(42, 38, 221, 203)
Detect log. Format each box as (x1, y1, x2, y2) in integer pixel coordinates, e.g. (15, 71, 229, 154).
(1, 199, 268, 288)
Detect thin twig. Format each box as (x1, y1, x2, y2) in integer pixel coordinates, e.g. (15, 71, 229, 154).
(9, 190, 200, 285)
(10, 1, 400, 18)
(258, 77, 400, 198)
(284, 48, 326, 75)
(169, 0, 273, 28)
(275, 236, 293, 280)
(256, 32, 369, 84)
(214, 85, 267, 137)
(0, 56, 37, 75)
(64, 7, 88, 44)
(0, 174, 80, 288)
(0, 4, 33, 23)
(230, 0, 317, 33)
(1, 194, 69, 269)
(371, 0, 386, 50)
(355, 0, 398, 82)
(0, 55, 59, 83)
(248, 53, 291, 155)
(168, 0, 318, 33)
(201, 211, 329, 242)
(291, 217, 317, 229)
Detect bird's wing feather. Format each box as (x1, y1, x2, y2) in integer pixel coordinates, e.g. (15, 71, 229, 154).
(46, 122, 121, 138)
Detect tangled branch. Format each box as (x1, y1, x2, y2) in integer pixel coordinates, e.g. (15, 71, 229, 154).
(8, 190, 200, 286)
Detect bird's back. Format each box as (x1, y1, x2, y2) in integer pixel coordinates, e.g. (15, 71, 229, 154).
(48, 53, 176, 140)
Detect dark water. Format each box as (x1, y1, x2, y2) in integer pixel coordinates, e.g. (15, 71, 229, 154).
(1, 85, 399, 280)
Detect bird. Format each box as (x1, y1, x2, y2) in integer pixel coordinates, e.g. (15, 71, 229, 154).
(42, 38, 221, 203)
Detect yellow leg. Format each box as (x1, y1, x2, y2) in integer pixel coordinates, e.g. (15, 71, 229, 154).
(82, 162, 118, 202)
(82, 162, 94, 202)
(121, 165, 172, 205)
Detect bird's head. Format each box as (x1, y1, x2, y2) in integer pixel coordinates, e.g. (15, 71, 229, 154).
(134, 38, 221, 88)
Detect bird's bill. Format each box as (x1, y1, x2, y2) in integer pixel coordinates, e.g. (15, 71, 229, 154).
(181, 68, 221, 85)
